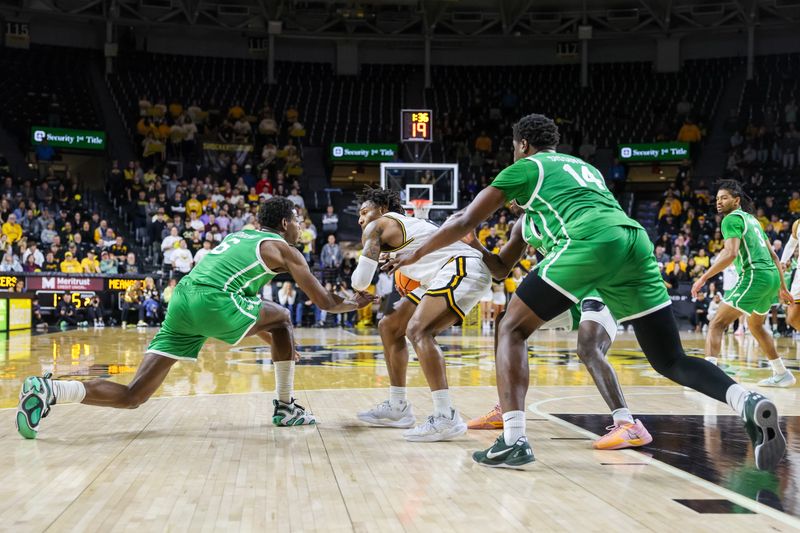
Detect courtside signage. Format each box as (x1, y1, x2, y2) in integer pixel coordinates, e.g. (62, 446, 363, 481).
(30, 126, 106, 150)
(618, 142, 689, 162)
(330, 143, 397, 162)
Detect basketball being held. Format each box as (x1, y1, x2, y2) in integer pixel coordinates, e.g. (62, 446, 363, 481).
(394, 270, 420, 296)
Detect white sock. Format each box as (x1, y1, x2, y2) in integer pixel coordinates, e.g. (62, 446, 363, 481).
(705, 356, 718, 366)
(611, 407, 634, 426)
(274, 360, 294, 403)
(502, 410, 526, 446)
(726, 384, 749, 416)
(389, 386, 407, 409)
(431, 389, 452, 417)
(769, 357, 787, 376)
(51, 380, 86, 404)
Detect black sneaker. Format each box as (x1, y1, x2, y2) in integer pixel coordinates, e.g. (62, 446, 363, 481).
(472, 434, 535, 469)
(742, 392, 786, 471)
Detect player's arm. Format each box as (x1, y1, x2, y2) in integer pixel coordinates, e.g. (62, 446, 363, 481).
(691, 237, 739, 297)
(780, 220, 799, 267)
(351, 219, 383, 291)
(383, 186, 506, 273)
(463, 222, 528, 279)
(270, 243, 372, 312)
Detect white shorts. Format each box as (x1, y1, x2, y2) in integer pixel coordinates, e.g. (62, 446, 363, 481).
(408, 256, 492, 320)
(791, 269, 800, 303)
(538, 298, 617, 343)
(492, 291, 506, 306)
(480, 288, 493, 303)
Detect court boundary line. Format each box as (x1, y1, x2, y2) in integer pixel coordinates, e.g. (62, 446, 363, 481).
(529, 392, 800, 529)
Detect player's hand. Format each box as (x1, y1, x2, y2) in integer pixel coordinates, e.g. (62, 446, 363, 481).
(690, 278, 706, 299)
(783, 261, 793, 272)
(353, 291, 377, 308)
(780, 287, 794, 306)
(381, 251, 417, 275)
(460, 231, 480, 249)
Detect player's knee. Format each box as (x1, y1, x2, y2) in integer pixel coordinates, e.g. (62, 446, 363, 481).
(498, 315, 528, 343)
(405, 318, 431, 345)
(576, 341, 603, 365)
(378, 314, 404, 339)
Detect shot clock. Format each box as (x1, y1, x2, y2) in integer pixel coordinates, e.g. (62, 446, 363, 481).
(401, 109, 433, 142)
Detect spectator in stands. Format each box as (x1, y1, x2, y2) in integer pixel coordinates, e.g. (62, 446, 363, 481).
(185, 192, 202, 218)
(194, 240, 213, 266)
(259, 112, 278, 138)
(139, 277, 161, 326)
(172, 239, 194, 275)
(22, 241, 43, 267)
(708, 230, 725, 254)
(578, 137, 597, 162)
(322, 205, 338, 236)
(285, 105, 299, 125)
(42, 251, 59, 272)
(99, 250, 118, 274)
(666, 254, 687, 280)
(475, 131, 492, 155)
(72, 232, 88, 258)
(93, 220, 109, 244)
(789, 191, 800, 215)
(121, 280, 143, 328)
(22, 254, 39, 273)
(123, 252, 140, 274)
(162, 278, 178, 308)
(321, 235, 343, 271)
(676, 94, 692, 119)
(287, 187, 305, 209)
(228, 102, 245, 121)
(161, 226, 181, 268)
(2, 213, 22, 245)
(60, 251, 81, 273)
(81, 250, 100, 274)
(677, 119, 702, 144)
(110, 235, 129, 261)
(0, 252, 22, 272)
(233, 118, 252, 143)
(278, 282, 297, 324)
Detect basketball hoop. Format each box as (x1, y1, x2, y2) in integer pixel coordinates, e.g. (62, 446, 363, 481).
(410, 199, 432, 220)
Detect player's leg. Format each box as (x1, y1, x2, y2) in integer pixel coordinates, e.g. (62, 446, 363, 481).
(612, 227, 785, 470)
(705, 303, 742, 365)
(576, 301, 652, 450)
(357, 296, 418, 428)
(467, 310, 505, 430)
(787, 304, 800, 334)
(246, 300, 316, 426)
(749, 311, 796, 387)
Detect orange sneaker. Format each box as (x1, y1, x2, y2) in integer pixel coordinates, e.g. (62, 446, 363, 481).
(467, 404, 503, 430)
(593, 419, 653, 450)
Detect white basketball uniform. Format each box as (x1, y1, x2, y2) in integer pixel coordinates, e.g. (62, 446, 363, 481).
(383, 212, 492, 320)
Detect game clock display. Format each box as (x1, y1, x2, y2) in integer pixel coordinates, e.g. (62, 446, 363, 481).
(36, 291, 96, 310)
(401, 109, 432, 142)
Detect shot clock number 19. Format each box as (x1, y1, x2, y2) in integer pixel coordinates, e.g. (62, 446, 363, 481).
(401, 109, 433, 143)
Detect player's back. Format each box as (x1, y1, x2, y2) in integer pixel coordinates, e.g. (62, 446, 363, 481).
(185, 229, 283, 296)
(382, 212, 481, 286)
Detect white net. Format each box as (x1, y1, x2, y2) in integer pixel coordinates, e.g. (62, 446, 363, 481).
(411, 200, 432, 220)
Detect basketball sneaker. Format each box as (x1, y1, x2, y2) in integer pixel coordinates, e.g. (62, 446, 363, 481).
(16, 372, 56, 439)
(758, 371, 796, 388)
(741, 392, 786, 471)
(593, 419, 653, 450)
(402, 409, 467, 442)
(272, 398, 316, 426)
(467, 404, 504, 430)
(473, 434, 535, 469)
(357, 400, 415, 428)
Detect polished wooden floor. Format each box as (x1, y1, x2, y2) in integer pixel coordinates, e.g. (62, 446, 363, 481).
(1, 326, 800, 531)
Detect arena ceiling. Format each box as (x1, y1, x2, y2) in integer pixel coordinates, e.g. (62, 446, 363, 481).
(1, 0, 799, 42)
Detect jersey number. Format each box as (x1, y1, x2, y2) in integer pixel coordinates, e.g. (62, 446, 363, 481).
(210, 237, 240, 255)
(563, 164, 606, 190)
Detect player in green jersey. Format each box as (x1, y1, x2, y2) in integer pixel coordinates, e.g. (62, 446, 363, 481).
(463, 210, 652, 450)
(385, 114, 785, 471)
(692, 180, 795, 388)
(16, 198, 373, 438)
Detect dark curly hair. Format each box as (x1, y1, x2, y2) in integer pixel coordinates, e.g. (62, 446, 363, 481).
(357, 187, 404, 214)
(512, 113, 560, 150)
(717, 179, 754, 213)
(258, 197, 296, 230)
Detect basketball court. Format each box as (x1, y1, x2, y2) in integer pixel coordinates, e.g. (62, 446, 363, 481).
(2, 326, 799, 531)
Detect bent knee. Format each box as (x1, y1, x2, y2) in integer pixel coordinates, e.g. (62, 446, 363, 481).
(379, 314, 406, 339)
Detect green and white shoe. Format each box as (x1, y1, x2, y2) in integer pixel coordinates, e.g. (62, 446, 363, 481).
(272, 398, 316, 426)
(16, 372, 56, 439)
(758, 371, 796, 388)
(742, 392, 786, 471)
(473, 434, 535, 469)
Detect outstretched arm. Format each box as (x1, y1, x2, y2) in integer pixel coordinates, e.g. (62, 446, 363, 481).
(463, 222, 528, 279)
(383, 186, 506, 273)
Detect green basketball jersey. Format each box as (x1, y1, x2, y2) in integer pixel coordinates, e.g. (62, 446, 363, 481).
(492, 152, 642, 253)
(185, 229, 282, 297)
(720, 209, 775, 273)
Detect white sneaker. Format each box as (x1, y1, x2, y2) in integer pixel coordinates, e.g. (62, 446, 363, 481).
(758, 372, 797, 388)
(357, 400, 415, 428)
(403, 409, 467, 442)
(136, 321, 148, 328)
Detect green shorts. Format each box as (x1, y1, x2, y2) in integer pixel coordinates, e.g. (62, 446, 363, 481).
(536, 225, 670, 322)
(722, 268, 780, 316)
(147, 281, 261, 360)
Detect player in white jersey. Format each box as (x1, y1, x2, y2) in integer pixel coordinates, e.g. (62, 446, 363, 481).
(351, 188, 492, 442)
(781, 219, 800, 333)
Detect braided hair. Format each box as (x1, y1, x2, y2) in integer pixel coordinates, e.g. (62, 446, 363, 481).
(717, 179, 755, 214)
(357, 187, 404, 214)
